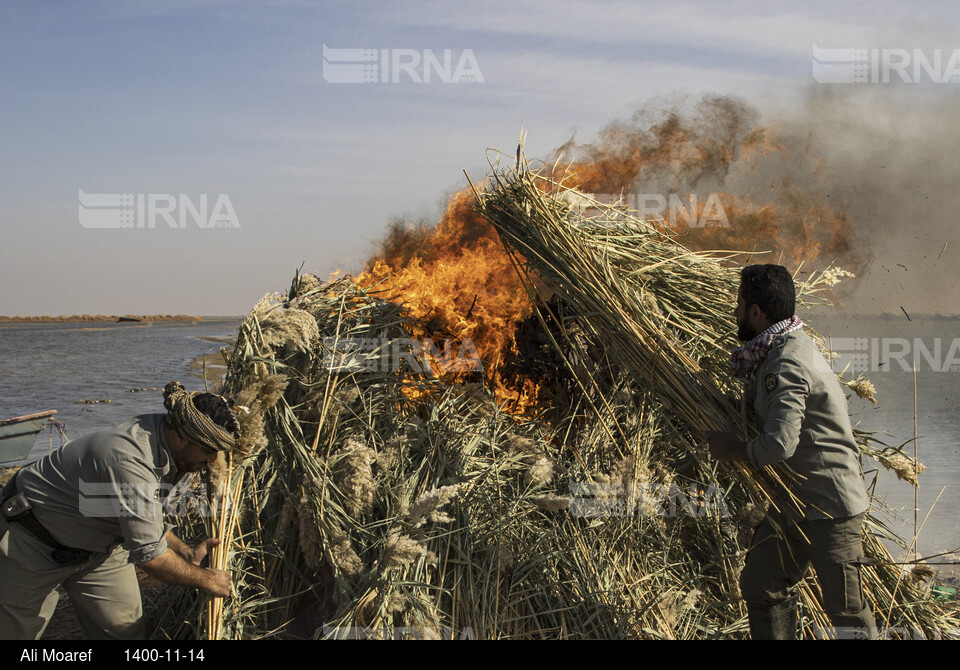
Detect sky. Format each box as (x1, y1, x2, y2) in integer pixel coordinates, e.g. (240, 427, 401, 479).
(2, 0, 959, 316)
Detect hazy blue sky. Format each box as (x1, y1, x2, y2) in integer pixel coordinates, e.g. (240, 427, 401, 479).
(2, 1, 959, 315)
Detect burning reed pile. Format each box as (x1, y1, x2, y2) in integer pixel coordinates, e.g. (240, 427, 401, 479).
(160, 154, 956, 640)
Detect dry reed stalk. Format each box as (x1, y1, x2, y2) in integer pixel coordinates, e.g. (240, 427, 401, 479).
(156, 176, 959, 640)
(470, 148, 960, 639)
(205, 450, 239, 640)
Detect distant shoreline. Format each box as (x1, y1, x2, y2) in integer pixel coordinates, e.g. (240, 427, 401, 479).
(0, 314, 203, 323)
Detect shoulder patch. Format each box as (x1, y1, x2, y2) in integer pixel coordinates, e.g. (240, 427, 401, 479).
(764, 374, 778, 392)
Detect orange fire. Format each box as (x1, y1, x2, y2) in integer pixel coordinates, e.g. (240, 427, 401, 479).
(356, 189, 542, 413)
(547, 113, 865, 275)
(354, 103, 866, 414)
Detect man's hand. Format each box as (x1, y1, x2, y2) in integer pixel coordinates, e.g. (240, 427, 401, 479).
(164, 531, 220, 567)
(143, 534, 231, 598)
(189, 538, 221, 567)
(203, 568, 232, 598)
(706, 417, 749, 464)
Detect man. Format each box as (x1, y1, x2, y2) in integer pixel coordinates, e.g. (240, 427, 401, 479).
(707, 264, 877, 640)
(0, 381, 236, 640)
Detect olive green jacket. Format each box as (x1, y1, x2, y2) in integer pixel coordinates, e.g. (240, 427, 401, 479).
(745, 330, 870, 522)
(16, 414, 181, 564)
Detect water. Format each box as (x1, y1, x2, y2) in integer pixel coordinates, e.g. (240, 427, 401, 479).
(1, 313, 957, 561)
(809, 312, 960, 562)
(0, 318, 241, 463)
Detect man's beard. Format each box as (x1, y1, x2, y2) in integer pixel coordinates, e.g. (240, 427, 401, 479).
(737, 314, 757, 342)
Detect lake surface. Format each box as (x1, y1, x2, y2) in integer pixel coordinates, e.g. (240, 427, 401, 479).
(0, 318, 241, 461)
(807, 311, 960, 563)
(1, 313, 957, 563)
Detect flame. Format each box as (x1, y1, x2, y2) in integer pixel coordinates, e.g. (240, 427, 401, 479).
(356, 189, 543, 413)
(355, 98, 867, 414)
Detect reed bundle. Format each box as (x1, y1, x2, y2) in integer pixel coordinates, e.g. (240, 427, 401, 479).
(157, 153, 956, 640)
(470, 151, 958, 638)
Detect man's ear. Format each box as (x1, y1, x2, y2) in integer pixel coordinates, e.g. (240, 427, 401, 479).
(749, 304, 766, 322)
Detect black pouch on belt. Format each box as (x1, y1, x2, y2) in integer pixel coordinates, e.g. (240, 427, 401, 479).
(1, 489, 33, 523)
(1, 474, 92, 565)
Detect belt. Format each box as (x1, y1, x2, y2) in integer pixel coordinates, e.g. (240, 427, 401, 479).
(1, 472, 93, 564)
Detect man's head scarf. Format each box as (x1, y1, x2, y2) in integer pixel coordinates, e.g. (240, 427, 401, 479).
(162, 381, 239, 452)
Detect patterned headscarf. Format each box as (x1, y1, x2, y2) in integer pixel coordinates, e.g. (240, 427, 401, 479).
(729, 315, 804, 381)
(162, 381, 240, 452)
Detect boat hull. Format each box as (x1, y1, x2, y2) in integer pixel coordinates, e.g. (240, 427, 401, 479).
(0, 411, 57, 463)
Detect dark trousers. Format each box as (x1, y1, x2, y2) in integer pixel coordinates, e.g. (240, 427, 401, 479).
(740, 513, 877, 639)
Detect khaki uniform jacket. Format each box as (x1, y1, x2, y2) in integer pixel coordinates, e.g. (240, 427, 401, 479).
(745, 330, 870, 522)
(16, 414, 182, 564)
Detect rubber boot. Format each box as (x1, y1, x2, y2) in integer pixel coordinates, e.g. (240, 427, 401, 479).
(747, 598, 798, 640)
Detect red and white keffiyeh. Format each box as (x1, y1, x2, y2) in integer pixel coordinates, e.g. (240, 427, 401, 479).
(729, 315, 804, 381)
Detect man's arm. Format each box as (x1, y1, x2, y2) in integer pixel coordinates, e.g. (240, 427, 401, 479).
(139, 541, 231, 597)
(164, 530, 193, 561)
(706, 354, 809, 467)
(163, 530, 221, 566)
(744, 356, 809, 469)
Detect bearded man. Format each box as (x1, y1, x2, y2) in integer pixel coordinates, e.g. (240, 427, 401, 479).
(707, 264, 877, 640)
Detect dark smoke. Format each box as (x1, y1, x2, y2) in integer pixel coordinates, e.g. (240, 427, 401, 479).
(550, 93, 872, 286)
(366, 216, 433, 272)
(783, 86, 960, 315)
(366, 89, 960, 314)
(551, 94, 760, 195)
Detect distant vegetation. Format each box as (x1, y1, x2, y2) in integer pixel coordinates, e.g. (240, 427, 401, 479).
(0, 314, 202, 323)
